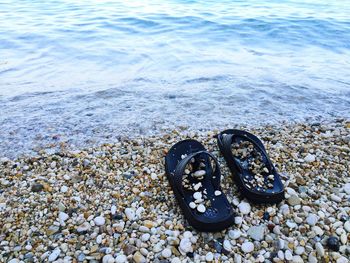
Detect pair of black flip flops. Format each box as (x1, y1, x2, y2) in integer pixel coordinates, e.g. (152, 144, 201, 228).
(165, 129, 284, 232)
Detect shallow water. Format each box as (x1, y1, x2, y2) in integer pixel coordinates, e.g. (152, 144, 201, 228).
(1, 0, 350, 158)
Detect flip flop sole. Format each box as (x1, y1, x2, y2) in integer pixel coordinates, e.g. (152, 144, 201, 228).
(217, 130, 284, 204)
(165, 140, 235, 232)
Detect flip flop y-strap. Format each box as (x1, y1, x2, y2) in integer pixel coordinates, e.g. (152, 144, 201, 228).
(172, 151, 221, 197)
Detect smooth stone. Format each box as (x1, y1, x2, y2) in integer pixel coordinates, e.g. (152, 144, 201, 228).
(241, 242, 254, 253)
(235, 217, 243, 225)
(140, 248, 149, 257)
(153, 242, 163, 253)
(228, 229, 241, 239)
(115, 254, 127, 263)
(162, 248, 172, 258)
(189, 202, 196, 209)
(31, 183, 44, 192)
(125, 208, 135, 221)
(171, 258, 182, 263)
(205, 252, 214, 261)
(287, 195, 301, 206)
(214, 190, 222, 196)
(139, 226, 149, 232)
(293, 255, 304, 263)
(77, 222, 91, 233)
(212, 240, 222, 253)
(115, 221, 125, 232)
(47, 225, 60, 235)
(340, 233, 347, 244)
(238, 202, 251, 214)
(102, 254, 115, 263)
(263, 212, 270, 221)
(312, 226, 324, 236)
(223, 240, 232, 252)
(308, 253, 318, 263)
(295, 246, 305, 255)
(179, 238, 192, 254)
(344, 221, 350, 232)
(96, 235, 102, 244)
(194, 170, 206, 177)
(193, 192, 202, 200)
(304, 154, 316, 163)
(286, 220, 297, 229)
(247, 225, 266, 241)
(278, 250, 284, 260)
(193, 182, 202, 191)
(327, 236, 340, 251)
(60, 185, 68, 193)
(306, 214, 318, 226)
(77, 253, 86, 262)
(50, 161, 57, 168)
(141, 233, 150, 242)
(83, 159, 90, 167)
(133, 252, 146, 263)
(234, 254, 242, 263)
(8, 259, 20, 263)
(123, 244, 137, 255)
(336, 256, 349, 263)
(285, 250, 293, 261)
(315, 242, 325, 257)
(197, 204, 206, 213)
(58, 203, 66, 212)
(94, 216, 105, 226)
(111, 205, 117, 215)
(330, 194, 342, 203)
(344, 183, 350, 195)
(59, 212, 69, 224)
(48, 248, 61, 262)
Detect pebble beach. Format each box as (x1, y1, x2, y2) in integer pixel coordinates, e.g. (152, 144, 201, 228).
(1, 118, 350, 263)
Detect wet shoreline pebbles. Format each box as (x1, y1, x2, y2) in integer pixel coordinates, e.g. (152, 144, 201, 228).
(0, 118, 350, 262)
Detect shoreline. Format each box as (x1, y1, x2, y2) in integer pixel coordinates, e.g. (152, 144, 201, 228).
(1, 118, 350, 262)
(1, 115, 349, 160)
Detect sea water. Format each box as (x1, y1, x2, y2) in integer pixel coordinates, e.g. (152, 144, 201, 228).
(0, 0, 350, 157)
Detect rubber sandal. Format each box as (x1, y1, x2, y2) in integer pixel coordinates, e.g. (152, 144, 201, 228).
(216, 130, 284, 204)
(165, 139, 235, 232)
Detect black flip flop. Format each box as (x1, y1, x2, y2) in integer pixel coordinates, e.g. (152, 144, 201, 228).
(165, 139, 235, 232)
(217, 130, 284, 204)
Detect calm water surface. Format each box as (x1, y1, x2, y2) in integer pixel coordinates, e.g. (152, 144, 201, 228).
(1, 0, 350, 157)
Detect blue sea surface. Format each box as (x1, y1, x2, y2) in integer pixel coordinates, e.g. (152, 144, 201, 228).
(0, 0, 350, 157)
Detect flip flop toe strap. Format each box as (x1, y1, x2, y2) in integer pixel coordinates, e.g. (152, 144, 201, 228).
(173, 151, 221, 197)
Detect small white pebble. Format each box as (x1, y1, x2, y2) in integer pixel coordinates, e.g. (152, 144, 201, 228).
(94, 216, 105, 226)
(197, 204, 206, 213)
(161, 248, 172, 258)
(193, 170, 206, 177)
(60, 185, 68, 193)
(102, 254, 115, 263)
(285, 250, 293, 260)
(115, 254, 127, 263)
(238, 202, 251, 214)
(205, 252, 214, 261)
(214, 190, 222, 196)
(241, 242, 254, 253)
(111, 205, 117, 215)
(125, 208, 135, 221)
(48, 248, 61, 262)
(193, 192, 202, 200)
(193, 182, 202, 191)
